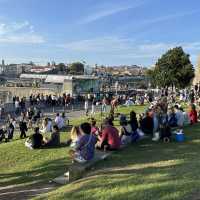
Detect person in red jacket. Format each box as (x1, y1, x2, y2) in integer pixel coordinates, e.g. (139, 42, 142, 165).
(97, 118, 121, 151)
(189, 104, 198, 124)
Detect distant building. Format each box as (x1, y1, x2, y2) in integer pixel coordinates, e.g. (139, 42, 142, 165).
(30, 66, 55, 73)
(2, 59, 5, 67)
(92, 65, 147, 77)
(0, 59, 5, 74)
(3, 64, 23, 77)
(19, 74, 100, 95)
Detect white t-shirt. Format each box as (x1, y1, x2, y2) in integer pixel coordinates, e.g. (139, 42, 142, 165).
(175, 110, 184, 127)
(40, 121, 52, 133)
(55, 116, 64, 129)
(15, 101, 19, 108)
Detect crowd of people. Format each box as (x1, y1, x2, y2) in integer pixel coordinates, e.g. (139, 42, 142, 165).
(0, 108, 69, 143)
(20, 94, 199, 164)
(1, 88, 200, 164)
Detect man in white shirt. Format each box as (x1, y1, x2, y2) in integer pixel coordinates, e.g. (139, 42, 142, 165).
(55, 113, 64, 129)
(174, 105, 184, 128)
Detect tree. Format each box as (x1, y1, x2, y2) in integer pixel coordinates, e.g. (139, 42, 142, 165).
(69, 62, 84, 75)
(147, 47, 194, 89)
(57, 63, 67, 72)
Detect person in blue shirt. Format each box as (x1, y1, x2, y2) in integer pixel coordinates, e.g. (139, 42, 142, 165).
(69, 122, 97, 163)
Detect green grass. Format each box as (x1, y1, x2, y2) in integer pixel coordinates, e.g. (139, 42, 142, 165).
(0, 105, 145, 189)
(1, 105, 200, 200)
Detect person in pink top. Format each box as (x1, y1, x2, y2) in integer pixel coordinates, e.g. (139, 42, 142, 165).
(90, 119, 99, 136)
(97, 118, 121, 151)
(189, 104, 198, 124)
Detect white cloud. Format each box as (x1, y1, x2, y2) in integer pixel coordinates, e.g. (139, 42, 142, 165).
(60, 37, 133, 52)
(0, 34, 45, 44)
(138, 9, 200, 26)
(60, 36, 200, 65)
(0, 21, 45, 44)
(79, 0, 147, 24)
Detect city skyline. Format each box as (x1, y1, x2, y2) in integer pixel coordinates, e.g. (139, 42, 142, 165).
(0, 0, 200, 67)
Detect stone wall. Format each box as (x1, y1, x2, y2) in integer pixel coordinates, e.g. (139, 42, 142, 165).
(0, 86, 57, 99)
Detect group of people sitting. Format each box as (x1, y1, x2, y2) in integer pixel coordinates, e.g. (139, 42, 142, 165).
(0, 109, 69, 143)
(67, 111, 140, 163)
(25, 125, 60, 149)
(2, 93, 199, 165)
(40, 112, 69, 133)
(67, 100, 199, 163)
(0, 114, 16, 142)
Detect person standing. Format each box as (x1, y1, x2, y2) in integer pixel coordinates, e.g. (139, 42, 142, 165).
(102, 97, 108, 113)
(91, 98, 96, 115)
(84, 98, 89, 116)
(15, 98, 20, 115)
(19, 118, 28, 139)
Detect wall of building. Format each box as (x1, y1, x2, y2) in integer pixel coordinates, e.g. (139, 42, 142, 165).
(0, 86, 57, 98)
(193, 55, 200, 85)
(63, 80, 73, 95)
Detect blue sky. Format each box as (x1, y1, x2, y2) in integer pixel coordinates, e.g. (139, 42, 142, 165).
(0, 0, 200, 67)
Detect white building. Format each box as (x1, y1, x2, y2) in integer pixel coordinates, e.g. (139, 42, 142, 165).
(20, 74, 100, 95)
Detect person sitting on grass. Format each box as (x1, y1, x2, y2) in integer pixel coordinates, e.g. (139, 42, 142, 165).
(7, 118, 15, 140)
(189, 104, 198, 125)
(119, 115, 133, 145)
(25, 127, 43, 149)
(180, 107, 190, 126)
(129, 111, 138, 132)
(44, 125, 60, 147)
(69, 122, 97, 163)
(90, 118, 100, 136)
(0, 126, 6, 142)
(55, 113, 64, 130)
(174, 105, 184, 129)
(61, 112, 69, 126)
(140, 109, 154, 136)
(168, 107, 177, 127)
(40, 118, 52, 134)
(66, 126, 82, 147)
(96, 118, 121, 151)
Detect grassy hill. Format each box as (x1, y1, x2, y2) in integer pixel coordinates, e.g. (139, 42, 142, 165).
(1, 105, 200, 200)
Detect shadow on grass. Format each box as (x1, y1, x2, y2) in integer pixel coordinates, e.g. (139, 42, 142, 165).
(0, 157, 73, 200)
(0, 157, 71, 187)
(34, 124, 200, 200)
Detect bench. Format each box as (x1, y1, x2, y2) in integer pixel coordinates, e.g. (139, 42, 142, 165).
(53, 150, 111, 184)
